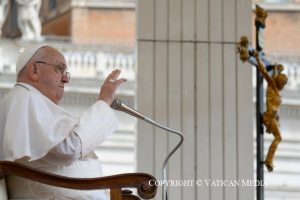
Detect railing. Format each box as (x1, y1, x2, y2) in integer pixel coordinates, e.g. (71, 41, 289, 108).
(61, 49, 136, 80)
(252, 62, 300, 91)
(0, 47, 136, 81)
(1, 45, 300, 91)
(282, 62, 300, 90)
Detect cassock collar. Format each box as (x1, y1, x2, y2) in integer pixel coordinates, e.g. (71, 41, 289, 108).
(15, 82, 44, 96)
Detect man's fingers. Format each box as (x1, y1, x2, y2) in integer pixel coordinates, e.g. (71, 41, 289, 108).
(106, 69, 126, 87)
(116, 78, 127, 86)
(109, 69, 121, 81)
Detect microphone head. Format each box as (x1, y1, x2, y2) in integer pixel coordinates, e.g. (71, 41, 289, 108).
(110, 97, 145, 120)
(110, 98, 122, 110)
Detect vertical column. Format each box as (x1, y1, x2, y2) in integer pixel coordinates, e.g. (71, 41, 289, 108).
(236, 1, 253, 200)
(155, 0, 168, 40)
(136, 0, 154, 40)
(137, 42, 154, 173)
(223, 1, 238, 200)
(154, 42, 168, 199)
(136, 0, 155, 174)
(182, 0, 196, 199)
(209, 43, 224, 200)
(209, 0, 223, 42)
(183, 0, 196, 41)
(196, 43, 210, 200)
(182, 43, 196, 199)
(168, 0, 181, 41)
(223, 44, 238, 200)
(137, 1, 253, 200)
(196, 2, 210, 198)
(196, 0, 209, 41)
(167, 42, 182, 200)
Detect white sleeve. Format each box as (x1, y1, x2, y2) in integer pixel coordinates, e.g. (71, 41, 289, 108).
(41, 131, 82, 165)
(41, 100, 118, 165)
(73, 100, 118, 157)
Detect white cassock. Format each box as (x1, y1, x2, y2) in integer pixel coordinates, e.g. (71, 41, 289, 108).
(0, 82, 119, 200)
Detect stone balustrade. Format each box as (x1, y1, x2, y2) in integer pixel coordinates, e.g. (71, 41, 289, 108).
(283, 62, 300, 90)
(1, 42, 300, 91)
(61, 49, 136, 80)
(251, 62, 300, 91)
(0, 44, 136, 81)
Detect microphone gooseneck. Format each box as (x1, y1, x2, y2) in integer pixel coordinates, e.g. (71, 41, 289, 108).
(111, 98, 184, 200)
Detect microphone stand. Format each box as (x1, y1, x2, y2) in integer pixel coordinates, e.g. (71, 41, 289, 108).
(111, 99, 184, 200)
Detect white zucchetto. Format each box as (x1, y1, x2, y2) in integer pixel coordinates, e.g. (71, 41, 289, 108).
(16, 44, 48, 75)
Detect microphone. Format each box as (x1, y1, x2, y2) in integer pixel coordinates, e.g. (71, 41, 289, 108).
(110, 98, 145, 120)
(111, 98, 184, 200)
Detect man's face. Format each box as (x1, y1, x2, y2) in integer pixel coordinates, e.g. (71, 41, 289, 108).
(35, 47, 69, 104)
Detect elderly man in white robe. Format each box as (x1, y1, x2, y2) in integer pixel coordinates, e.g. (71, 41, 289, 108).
(0, 44, 127, 199)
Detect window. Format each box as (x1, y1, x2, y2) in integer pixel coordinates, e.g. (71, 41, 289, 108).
(48, 0, 57, 11)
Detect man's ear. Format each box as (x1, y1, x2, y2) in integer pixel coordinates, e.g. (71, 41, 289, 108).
(28, 63, 39, 81)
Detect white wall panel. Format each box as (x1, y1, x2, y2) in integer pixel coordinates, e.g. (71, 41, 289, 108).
(182, 43, 196, 199)
(237, 60, 254, 200)
(237, 0, 252, 40)
(183, 0, 196, 41)
(223, 0, 236, 42)
(137, 42, 154, 173)
(137, 1, 253, 200)
(224, 44, 238, 200)
(155, 0, 168, 40)
(168, 0, 182, 41)
(209, 43, 224, 200)
(154, 42, 168, 199)
(236, 1, 254, 199)
(167, 42, 182, 200)
(209, 0, 223, 42)
(196, 43, 210, 199)
(137, 0, 154, 40)
(196, 0, 209, 41)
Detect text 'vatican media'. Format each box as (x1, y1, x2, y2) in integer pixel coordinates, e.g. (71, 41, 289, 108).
(149, 179, 265, 187)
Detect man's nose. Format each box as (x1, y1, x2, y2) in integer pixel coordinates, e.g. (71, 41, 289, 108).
(61, 74, 69, 83)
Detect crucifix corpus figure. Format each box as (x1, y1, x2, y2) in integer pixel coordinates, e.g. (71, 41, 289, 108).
(237, 37, 288, 172)
(254, 52, 288, 172)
